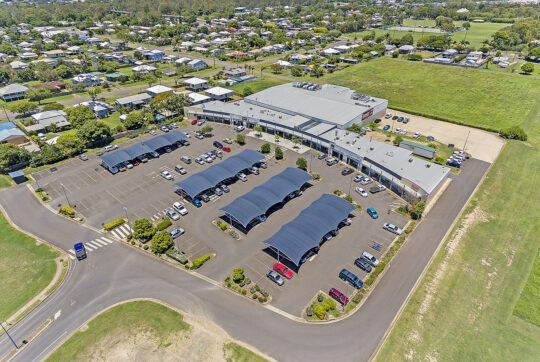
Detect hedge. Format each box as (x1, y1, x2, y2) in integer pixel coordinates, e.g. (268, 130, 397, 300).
(191, 254, 212, 269)
(59, 205, 75, 218)
(156, 219, 172, 231)
(166, 248, 188, 265)
(104, 218, 125, 231)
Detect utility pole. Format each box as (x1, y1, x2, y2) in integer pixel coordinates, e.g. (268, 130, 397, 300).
(1, 320, 18, 350)
(2, 104, 10, 122)
(59, 182, 71, 207)
(348, 172, 353, 196)
(463, 130, 470, 153)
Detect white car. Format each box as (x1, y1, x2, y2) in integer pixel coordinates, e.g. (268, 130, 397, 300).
(149, 130, 157, 136)
(160, 170, 174, 180)
(355, 187, 368, 198)
(237, 173, 247, 182)
(172, 202, 188, 215)
(165, 208, 180, 221)
(400, 129, 407, 135)
(383, 222, 403, 235)
(204, 156, 213, 163)
(104, 145, 118, 152)
(170, 228, 185, 239)
(194, 133, 204, 139)
(362, 251, 380, 267)
(197, 120, 205, 126)
(394, 128, 401, 133)
(353, 174, 364, 183)
(37, 133, 47, 141)
(236, 125, 245, 132)
(413, 132, 421, 138)
(360, 177, 373, 185)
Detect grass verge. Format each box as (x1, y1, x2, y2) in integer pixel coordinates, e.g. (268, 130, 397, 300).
(0, 210, 59, 319)
(231, 75, 288, 95)
(223, 342, 268, 362)
(513, 248, 540, 327)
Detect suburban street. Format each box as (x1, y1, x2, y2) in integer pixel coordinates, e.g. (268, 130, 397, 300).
(0, 157, 489, 362)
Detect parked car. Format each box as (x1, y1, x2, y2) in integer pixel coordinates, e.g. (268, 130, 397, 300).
(149, 130, 157, 136)
(383, 222, 403, 235)
(204, 156, 213, 163)
(413, 132, 421, 138)
(326, 157, 338, 166)
(256, 161, 267, 169)
(427, 136, 435, 141)
(397, 116, 404, 122)
(160, 170, 174, 180)
(149, 151, 159, 158)
(362, 251, 380, 267)
(220, 184, 230, 193)
(447, 160, 461, 168)
(213, 187, 223, 196)
(170, 228, 185, 239)
(197, 119, 205, 126)
(194, 132, 204, 139)
(213, 141, 223, 149)
(392, 115, 398, 120)
(366, 207, 379, 219)
(355, 187, 368, 198)
(383, 125, 390, 131)
(170, 122, 178, 128)
(236, 125, 245, 132)
(191, 199, 202, 208)
(339, 269, 363, 289)
(222, 146, 231, 152)
(194, 157, 204, 165)
(165, 208, 180, 221)
(394, 127, 401, 133)
(191, 119, 198, 125)
(200, 193, 210, 203)
(360, 177, 373, 185)
(124, 161, 133, 169)
(403, 117, 410, 124)
(174, 165, 187, 174)
(370, 184, 386, 193)
(180, 155, 192, 164)
(160, 125, 169, 132)
(37, 133, 47, 141)
(237, 173, 247, 182)
(273, 262, 293, 279)
(222, 138, 233, 144)
(400, 129, 407, 135)
(131, 159, 140, 166)
(173, 202, 188, 215)
(353, 174, 364, 183)
(104, 145, 118, 152)
(342, 168, 354, 176)
(354, 257, 372, 272)
(79, 154, 88, 161)
(250, 166, 259, 175)
(138, 155, 148, 163)
(329, 288, 349, 306)
(266, 270, 284, 286)
(118, 164, 127, 172)
(385, 113, 392, 119)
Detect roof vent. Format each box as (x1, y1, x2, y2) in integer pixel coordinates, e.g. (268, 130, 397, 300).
(426, 164, 431, 168)
(409, 158, 413, 162)
(370, 147, 374, 151)
(346, 141, 350, 144)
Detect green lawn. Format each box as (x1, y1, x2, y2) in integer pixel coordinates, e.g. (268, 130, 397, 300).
(377, 99, 540, 360)
(230, 76, 288, 95)
(323, 57, 540, 130)
(0, 175, 12, 189)
(47, 301, 191, 361)
(223, 343, 268, 362)
(0, 210, 59, 319)
(101, 112, 123, 130)
(513, 249, 540, 327)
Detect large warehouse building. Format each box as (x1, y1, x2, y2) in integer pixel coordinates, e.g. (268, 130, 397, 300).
(185, 82, 450, 200)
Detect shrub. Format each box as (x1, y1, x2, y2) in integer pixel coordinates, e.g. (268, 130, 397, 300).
(156, 219, 172, 231)
(59, 205, 75, 218)
(232, 268, 245, 282)
(345, 195, 353, 203)
(150, 231, 173, 254)
(133, 218, 155, 242)
(306, 307, 313, 317)
(104, 218, 125, 231)
(245, 278, 251, 285)
(260, 289, 268, 298)
(410, 201, 425, 220)
(407, 53, 423, 61)
(239, 281, 245, 287)
(313, 305, 326, 319)
(323, 298, 337, 311)
(252, 294, 257, 299)
(260, 143, 271, 154)
(191, 254, 211, 269)
(131, 240, 135, 245)
(275, 146, 283, 160)
(143, 245, 149, 250)
(393, 135, 403, 146)
(296, 157, 307, 170)
(352, 293, 363, 304)
(317, 294, 324, 303)
(219, 222, 227, 231)
(255, 284, 260, 292)
(333, 190, 343, 196)
(242, 289, 247, 295)
(310, 172, 320, 180)
(250, 287, 256, 294)
(499, 126, 528, 141)
(236, 133, 245, 145)
(434, 156, 445, 165)
(166, 248, 188, 264)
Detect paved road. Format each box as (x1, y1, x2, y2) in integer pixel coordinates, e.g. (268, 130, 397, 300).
(0, 159, 489, 361)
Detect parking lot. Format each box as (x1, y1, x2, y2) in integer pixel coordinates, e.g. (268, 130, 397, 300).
(34, 123, 409, 315)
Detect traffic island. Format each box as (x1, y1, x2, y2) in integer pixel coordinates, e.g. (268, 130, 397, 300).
(223, 268, 271, 304)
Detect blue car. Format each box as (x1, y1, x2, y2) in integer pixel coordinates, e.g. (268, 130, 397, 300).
(383, 125, 390, 131)
(397, 117, 404, 122)
(367, 207, 379, 219)
(192, 199, 202, 207)
(446, 160, 461, 168)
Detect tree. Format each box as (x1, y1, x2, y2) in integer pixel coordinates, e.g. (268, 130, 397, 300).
(42, 102, 64, 111)
(237, 133, 245, 145)
(260, 143, 271, 154)
(462, 22, 471, 30)
(400, 34, 414, 45)
(124, 110, 146, 129)
(16, 69, 36, 82)
(133, 50, 143, 60)
(0, 68, 10, 84)
(87, 86, 102, 101)
(0, 144, 31, 173)
(66, 105, 96, 128)
(151, 230, 173, 254)
(76, 119, 111, 143)
(393, 135, 403, 146)
(243, 86, 254, 96)
(410, 201, 426, 220)
(275, 146, 283, 160)
(26, 88, 52, 104)
(56, 64, 73, 79)
(9, 101, 38, 116)
(270, 63, 282, 74)
(38, 145, 65, 164)
(133, 218, 156, 242)
(159, 94, 192, 115)
(521, 62, 534, 75)
(292, 138, 301, 149)
(296, 157, 307, 170)
(254, 125, 263, 136)
(56, 134, 85, 157)
(199, 125, 213, 135)
(499, 126, 527, 141)
(291, 65, 303, 77)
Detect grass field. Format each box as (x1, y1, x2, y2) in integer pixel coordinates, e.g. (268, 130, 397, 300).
(0, 210, 59, 319)
(377, 96, 540, 360)
(323, 57, 540, 130)
(513, 249, 540, 327)
(101, 112, 123, 130)
(0, 175, 12, 189)
(231, 75, 288, 95)
(223, 343, 269, 362)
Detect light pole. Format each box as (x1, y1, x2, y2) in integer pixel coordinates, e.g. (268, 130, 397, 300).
(348, 172, 353, 196)
(1, 320, 18, 350)
(123, 206, 130, 236)
(59, 182, 71, 207)
(463, 130, 470, 154)
(343, 282, 349, 313)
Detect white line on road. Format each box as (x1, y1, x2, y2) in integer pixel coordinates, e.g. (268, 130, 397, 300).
(93, 239, 108, 247)
(68, 249, 75, 255)
(68, 254, 75, 260)
(84, 243, 94, 251)
(87, 240, 102, 248)
(100, 237, 115, 244)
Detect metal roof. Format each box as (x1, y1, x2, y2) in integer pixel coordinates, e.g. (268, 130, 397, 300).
(175, 149, 264, 198)
(263, 194, 355, 266)
(220, 167, 313, 228)
(100, 131, 187, 168)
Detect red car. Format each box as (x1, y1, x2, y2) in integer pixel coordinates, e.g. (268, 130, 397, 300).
(273, 262, 293, 279)
(132, 159, 140, 166)
(329, 288, 349, 306)
(222, 146, 231, 152)
(191, 119, 198, 125)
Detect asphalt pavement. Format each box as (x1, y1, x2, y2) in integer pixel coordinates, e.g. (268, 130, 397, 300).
(0, 158, 489, 362)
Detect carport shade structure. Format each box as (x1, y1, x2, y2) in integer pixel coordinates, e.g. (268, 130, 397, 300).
(100, 130, 187, 168)
(175, 149, 264, 199)
(263, 194, 355, 266)
(220, 167, 313, 228)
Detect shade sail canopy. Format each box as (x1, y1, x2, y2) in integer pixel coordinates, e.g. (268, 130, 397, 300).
(263, 194, 355, 266)
(100, 131, 187, 168)
(175, 149, 264, 198)
(220, 167, 312, 228)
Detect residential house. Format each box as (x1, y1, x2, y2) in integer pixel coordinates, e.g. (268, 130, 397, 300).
(72, 73, 101, 87)
(146, 85, 174, 98)
(114, 93, 151, 109)
(205, 86, 233, 101)
(27, 110, 70, 132)
(142, 49, 165, 61)
(18, 52, 38, 60)
(225, 68, 246, 79)
(398, 45, 416, 54)
(0, 83, 28, 102)
(188, 93, 211, 105)
(274, 60, 293, 69)
(77, 101, 113, 118)
(183, 77, 209, 91)
(175, 57, 191, 66)
(0, 122, 27, 145)
(442, 49, 458, 58)
(10, 60, 29, 72)
(66, 46, 82, 55)
(44, 49, 65, 58)
(105, 72, 129, 82)
(32, 58, 58, 68)
(32, 81, 67, 92)
(384, 44, 397, 56)
(132, 64, 157, 74)
(187, 59, 207, 71)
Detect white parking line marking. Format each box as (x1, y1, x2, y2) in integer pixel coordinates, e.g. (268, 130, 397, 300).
(100, 237, 115, 244)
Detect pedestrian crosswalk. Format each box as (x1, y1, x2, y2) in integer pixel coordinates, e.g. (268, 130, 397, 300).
(151, 211, 165, 221)
(67, 237, 115, 259)
(109, 224, 134, 239)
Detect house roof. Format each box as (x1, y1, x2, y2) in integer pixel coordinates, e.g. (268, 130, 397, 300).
(146, 85, 173, 94)
(0, 128, 25, 141)
(115, 93, 151, 105)
(0, 83, 28, 95)
(206, 86, 233, 96)
(400, 140, 436, 153)
(184, 77, 208, 85)
(0, 121, 16, 131)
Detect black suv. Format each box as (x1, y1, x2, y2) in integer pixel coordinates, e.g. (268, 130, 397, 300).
(341, 168, 353, 176)
(339, 269, 363, 289)
(354, 258, 372, 273)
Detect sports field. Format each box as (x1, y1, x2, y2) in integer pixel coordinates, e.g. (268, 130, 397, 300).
(0, 210, 59, 319)
(231, 75, 288, 95)
(324, 57, 540, 130)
